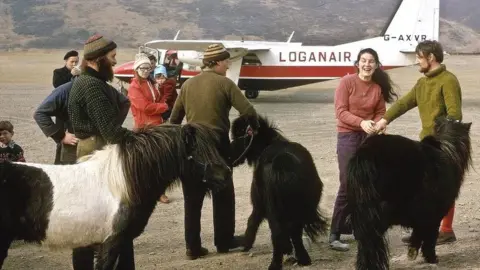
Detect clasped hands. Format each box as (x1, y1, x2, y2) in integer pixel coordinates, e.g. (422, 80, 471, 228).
(360, 118, 388, 135)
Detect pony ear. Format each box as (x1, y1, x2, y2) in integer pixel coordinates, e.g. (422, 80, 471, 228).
(247, 115, 260, 132)
(181, 124, 197, 152)
(465, 122, 472, 131)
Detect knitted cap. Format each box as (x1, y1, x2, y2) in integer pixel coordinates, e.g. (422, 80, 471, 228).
(83, 34, 117, 61)
(134, 53, 151, 70)
(202, 44, 230, 63)
(154, 65, 167, 77)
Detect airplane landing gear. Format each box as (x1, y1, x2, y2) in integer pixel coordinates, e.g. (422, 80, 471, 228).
(245, 89, 259, 99)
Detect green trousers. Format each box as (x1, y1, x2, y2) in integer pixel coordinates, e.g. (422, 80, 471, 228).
(76, 135, 106, 159)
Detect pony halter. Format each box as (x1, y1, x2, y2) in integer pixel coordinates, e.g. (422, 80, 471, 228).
(231, 125, 255, 166)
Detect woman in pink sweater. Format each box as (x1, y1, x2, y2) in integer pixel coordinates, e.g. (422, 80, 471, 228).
(329, 48, 398, 251)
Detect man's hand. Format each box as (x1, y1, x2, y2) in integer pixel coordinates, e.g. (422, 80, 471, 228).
(71, 66, 81, 76)
(374, 118, 388, 134)
(62, 131, 79, 145)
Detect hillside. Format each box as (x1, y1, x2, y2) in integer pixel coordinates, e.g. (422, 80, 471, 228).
(0, 0, 479, 53)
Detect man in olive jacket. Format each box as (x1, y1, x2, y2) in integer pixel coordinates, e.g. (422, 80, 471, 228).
(375, 40, 462, 245)
(170, 43, 258, 259)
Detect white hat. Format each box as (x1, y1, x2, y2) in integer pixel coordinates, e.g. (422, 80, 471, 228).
(134, 53, 151, 70)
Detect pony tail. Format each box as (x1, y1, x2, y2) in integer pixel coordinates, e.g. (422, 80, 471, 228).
(303, 208, 328, 242)
(346, 154, 390, 270)
(372, 66, 398, 104)
(267, 153, 328, 242)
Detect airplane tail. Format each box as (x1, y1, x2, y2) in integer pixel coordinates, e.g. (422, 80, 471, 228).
(381, 0, 440, 52)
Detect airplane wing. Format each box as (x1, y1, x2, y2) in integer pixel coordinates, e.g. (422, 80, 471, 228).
(145, 40, 271, 85)
(144, 40, 271, 52)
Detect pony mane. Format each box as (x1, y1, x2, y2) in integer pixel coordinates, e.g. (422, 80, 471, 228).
(257, 115, 289, 142)
(231, 114, 289, 165)
(180, 123, 228, 168)
(68, 144, 130, 203)
(428, 116, 473, 179)
(116, 123, 226, 205)
(232, 114, 288, 143)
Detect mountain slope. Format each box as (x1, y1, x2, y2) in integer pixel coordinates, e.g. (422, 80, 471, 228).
(0, 0, 479, 53)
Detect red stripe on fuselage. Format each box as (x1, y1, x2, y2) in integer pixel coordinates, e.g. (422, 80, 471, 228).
(181, 65, 403, 78)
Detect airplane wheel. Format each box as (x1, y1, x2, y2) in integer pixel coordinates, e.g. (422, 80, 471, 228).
(245, 89, 259, 99)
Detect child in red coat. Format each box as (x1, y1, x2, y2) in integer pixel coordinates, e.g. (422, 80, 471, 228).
(154, 65, 178, 121)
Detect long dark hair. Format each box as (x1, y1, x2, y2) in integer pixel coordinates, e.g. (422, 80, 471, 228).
(354, 48, 398, 103)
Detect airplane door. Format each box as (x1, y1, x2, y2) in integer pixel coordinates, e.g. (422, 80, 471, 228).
(227, 59, 242, 85)
(226, 48, 248, 85)
(157, 49, 167, 66)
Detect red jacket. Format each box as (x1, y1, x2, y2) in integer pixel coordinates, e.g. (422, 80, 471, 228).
(159, 78, 178, 109)
(128, 77, 168, 129)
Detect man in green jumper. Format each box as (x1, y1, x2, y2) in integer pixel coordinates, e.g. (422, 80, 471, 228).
(375, 40, 462, 245)
(170, 43, 258, 259)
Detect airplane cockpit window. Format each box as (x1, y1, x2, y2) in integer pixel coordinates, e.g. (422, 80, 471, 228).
(242, 53, 262, 66)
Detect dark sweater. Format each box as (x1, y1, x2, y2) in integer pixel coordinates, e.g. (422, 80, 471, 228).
(68, 67, 131, 143)
(169, 70, 257, 134)
(53, 66, 73, 88)
(0, 141, 25, 162)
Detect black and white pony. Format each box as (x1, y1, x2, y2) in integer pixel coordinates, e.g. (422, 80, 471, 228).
(0, 123, 231, 270)
(347, 116, 472, 270)
(230, 114, 328, 270)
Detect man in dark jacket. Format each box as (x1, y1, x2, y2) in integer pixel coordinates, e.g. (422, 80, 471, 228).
(53, 50, 79, 88)
(34, 79, 79, 164)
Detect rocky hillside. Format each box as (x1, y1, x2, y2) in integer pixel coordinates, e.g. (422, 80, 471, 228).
(0, 0, 479, 53)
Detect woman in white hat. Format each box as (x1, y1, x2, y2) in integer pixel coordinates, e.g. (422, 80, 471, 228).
(127, 53, 170, 204)
(127, 53, 169, 129)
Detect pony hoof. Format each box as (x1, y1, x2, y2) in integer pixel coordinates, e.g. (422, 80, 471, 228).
(407, 247, 419, 260)
(284, 256, 297, 265)
(297, 258, 312, 266)
(242, 246, 252, 252)
(268, 263, 282, 270)
(294, 252, 312, 266)
(424, 256, 439, 264)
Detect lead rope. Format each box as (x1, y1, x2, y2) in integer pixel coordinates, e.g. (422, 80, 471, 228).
(231, 126, 255, 166)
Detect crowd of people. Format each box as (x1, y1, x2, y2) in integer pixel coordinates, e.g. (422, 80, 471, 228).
(0, 33, 464, 268)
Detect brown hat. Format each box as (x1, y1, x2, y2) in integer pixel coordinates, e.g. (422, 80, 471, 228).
(202, 44, 230, 64)
(83, 34, 117, 61)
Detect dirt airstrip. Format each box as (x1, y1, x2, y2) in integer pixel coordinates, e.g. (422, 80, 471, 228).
(0, 50, 479, 269)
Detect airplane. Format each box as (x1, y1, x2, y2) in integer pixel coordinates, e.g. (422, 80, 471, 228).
(114, 0, 440, 99)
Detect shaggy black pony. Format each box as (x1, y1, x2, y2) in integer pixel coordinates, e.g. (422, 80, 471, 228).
(230, 114, 328, 270)
(347, 116, 472, 270)
(0, 123, 230, 270)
